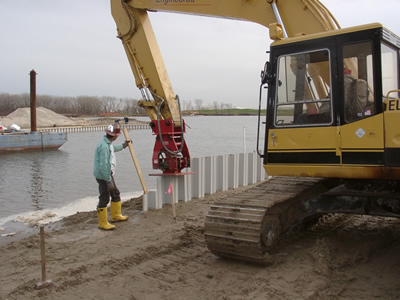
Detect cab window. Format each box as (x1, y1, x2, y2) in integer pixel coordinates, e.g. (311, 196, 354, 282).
(343, 42, 375, 122)
(275, 49, 332, 126)
(381, 43, 399, 99)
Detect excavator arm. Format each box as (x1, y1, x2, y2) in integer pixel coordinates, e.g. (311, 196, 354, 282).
(110, 0, 340, 174)
(111, 3, 179, 123)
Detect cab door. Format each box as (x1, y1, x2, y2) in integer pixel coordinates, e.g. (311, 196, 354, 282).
(384, 96, 400, 166)
(381, 41, 400, 167)
(264, 47, 341, 177)
(339, 41, 385, 168)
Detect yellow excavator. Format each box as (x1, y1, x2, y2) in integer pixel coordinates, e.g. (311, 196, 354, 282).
(110, 0, 400, 262)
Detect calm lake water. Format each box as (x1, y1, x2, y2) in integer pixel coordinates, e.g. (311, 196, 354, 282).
(0, 116, 264, 229)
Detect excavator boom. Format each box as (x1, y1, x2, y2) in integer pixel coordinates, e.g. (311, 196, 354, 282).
(111, 0, 340, 118)
(110, 0, 340, 174)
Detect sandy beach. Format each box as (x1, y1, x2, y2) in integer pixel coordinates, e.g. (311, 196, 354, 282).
(1, 108, 399, 299)
(1, 181, 399, 300)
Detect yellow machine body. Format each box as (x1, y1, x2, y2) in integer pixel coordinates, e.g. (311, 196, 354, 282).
(263, 24, 400, 181)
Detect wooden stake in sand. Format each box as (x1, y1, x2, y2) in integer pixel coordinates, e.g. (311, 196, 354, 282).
(169, 182, 176, 222)
(123, 127, 148, 194)
(35, 226, 53, 290)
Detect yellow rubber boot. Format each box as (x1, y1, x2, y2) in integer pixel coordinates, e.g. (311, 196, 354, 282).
(97, 207, 115, 230)
(110, 201, 128, 222)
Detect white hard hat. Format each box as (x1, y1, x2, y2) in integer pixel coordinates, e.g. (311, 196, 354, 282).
(105, 124, 121, 136)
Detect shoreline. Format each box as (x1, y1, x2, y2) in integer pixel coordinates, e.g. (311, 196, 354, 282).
(1, 182, 400, 299)
(0, 191, 143, 247)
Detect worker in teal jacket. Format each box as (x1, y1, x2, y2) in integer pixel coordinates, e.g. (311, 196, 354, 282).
(93, 124, 130, 230)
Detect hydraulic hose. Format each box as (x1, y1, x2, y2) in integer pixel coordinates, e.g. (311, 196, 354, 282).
(154, 94, 185, 157)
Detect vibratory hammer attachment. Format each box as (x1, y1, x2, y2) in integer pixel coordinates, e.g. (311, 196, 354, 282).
(150, 118, 190, 174)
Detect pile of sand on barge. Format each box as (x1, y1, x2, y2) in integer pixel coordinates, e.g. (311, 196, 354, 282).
(0, 107, 79, 129)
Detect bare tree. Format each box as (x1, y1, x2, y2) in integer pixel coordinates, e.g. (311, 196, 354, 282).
(76, 96, 102, 115)
(0, 92, 181, 116)
(0, 93, 30, 115)
(122, 98, 142, 115)
(219, 102, 226, 113)
(213, 101, 219, 113)
(51, 96, 78, 114)
(186, 99, 193, 112)
(181, 100, 189, 111)
(194, 98, 203, 111)
(0, 93, 16, 115)
(225, 103, 233, 114)
(100, 96, 122, 113)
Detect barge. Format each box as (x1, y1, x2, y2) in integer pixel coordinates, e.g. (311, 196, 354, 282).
(0, 69, 67, 153)
(0, 131, 67, 153)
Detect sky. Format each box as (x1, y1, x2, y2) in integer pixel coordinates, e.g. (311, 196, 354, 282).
(0, 0, 399, 109)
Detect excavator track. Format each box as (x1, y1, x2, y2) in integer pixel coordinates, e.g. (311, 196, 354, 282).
(204, 176, 333, 263)
(204, 176, 400, 263)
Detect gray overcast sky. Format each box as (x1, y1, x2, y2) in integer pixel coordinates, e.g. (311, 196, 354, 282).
(0, 0, 399, 108)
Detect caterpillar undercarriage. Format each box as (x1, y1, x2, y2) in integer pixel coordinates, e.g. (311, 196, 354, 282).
(204, 176, 400, 263)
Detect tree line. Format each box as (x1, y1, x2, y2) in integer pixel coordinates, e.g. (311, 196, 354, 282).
(0, 93, 146, 116)
(181, 99, 234, 113)
(0, 93, 236, 116)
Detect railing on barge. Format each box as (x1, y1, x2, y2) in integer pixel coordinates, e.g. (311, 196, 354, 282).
(38, 123, 150, 133)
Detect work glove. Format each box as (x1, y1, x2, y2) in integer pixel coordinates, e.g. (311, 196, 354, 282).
(106, 180, 116, 192)
(122, 140, 131, 149)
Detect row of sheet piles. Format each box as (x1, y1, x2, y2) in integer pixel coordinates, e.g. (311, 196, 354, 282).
(143, 152, 267, 212)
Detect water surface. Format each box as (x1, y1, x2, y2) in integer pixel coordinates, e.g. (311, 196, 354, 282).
(0, 116, 263, 224)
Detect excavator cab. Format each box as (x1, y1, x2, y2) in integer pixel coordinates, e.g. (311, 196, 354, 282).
(262, 23, 400, 180)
